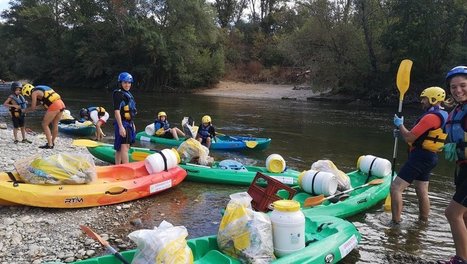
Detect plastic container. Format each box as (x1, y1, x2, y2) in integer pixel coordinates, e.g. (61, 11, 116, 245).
(357, 155, 391, 178)
(247, 172, 297, 212)
(144, 148, 180, 174)
(298, 169, 338, 196)
(145, 123, 156, 136)
(270, 200, 305, 257)
(266, 154, 286, 173)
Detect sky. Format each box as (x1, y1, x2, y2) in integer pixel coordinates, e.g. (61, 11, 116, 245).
(0, 0, 9, 12)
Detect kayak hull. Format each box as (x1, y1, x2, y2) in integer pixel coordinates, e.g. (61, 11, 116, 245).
(136, 132, 271, 151)
(73, 215, 360, 264)
(59, 123, 96, 136)
(87, 145, 300, 186)
(0, 161, 187, 208)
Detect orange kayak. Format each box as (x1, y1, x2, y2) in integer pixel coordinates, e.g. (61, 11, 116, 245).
(0, 161, 186, 208)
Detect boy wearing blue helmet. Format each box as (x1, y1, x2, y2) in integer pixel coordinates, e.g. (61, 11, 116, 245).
(113, 72, 137, 164)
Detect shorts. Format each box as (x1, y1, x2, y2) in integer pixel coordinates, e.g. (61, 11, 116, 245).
(47, 99, 66, 112)
(113, 121, 135, 151)
(11, 115, 25, 128)
(163, 131, 174, 139)
(90, 111, 109, 125)
(398, 148, 437, 183)
(453, 165, 467, 207)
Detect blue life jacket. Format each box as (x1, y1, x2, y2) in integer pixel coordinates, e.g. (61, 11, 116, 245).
(198, 124, 214, 138)
(154, 119, 170, 130)
(10, 94, 27, 109)
(445, 104, 467, 160)
(411, 106, 448, 152)
(114, 89, 137, 121)
(33, 85, 60, 107)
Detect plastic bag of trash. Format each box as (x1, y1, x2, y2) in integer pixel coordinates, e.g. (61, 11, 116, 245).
(177, 138, 214, 166)
(311, 160, 351, 191)
(14, 153, 96, 184)
(128, 220, 193, 264)
(217, 192, 275, 264)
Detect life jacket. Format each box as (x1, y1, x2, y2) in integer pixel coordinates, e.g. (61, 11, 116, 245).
(411, 106, 448, 152)
(445, 103, 467, 160)
(88, 106, 106, 117)
(33, 85, 61, 108)
(114, 89, 137, 121)
(9, 94, 27, 118)
(154, 120, 170, 131)
(198, 124, 214, 138)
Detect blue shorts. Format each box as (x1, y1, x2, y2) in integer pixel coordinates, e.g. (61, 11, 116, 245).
(113, 121, 135, 151)
(454, 165, 467, 207)
(398, 148, 437, 183)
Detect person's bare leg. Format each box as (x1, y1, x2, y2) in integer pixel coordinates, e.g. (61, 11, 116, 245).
(51, 111, 62, 145)
(390, 177, 410, 223)
(445, 200, 467, 260)
(120, 144, 130, 164)
(414, 180, 430, 221)
(42, 111, 57, 146)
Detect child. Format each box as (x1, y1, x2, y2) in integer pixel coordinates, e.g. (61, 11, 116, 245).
(196, 115, 216, 148)
(113, 72, 137, 164)
(154, 111, 185, 140)
(2, 82, 32, 143)
(80, 107, 109, 141)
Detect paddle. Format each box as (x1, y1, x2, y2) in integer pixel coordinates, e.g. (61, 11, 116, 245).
(79, 225, 130, 264)
(384, 59, 413, 212)
(217, 132, 258, 148)
(303, 178, 385, 207)
(131, 150, 153, 161)
(72, 139, 111, 148)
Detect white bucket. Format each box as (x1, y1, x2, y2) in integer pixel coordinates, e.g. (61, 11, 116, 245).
(145, 123, 156, 136)
(298, 169, 337, 196)
(144, 148, 180, 174)
(266, 154, 286, 173)
(357, 155, 391, 178)
(270, 200, 305, 257)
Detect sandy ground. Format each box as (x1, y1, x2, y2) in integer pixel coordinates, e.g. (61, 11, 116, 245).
(197, 81, 320, 100)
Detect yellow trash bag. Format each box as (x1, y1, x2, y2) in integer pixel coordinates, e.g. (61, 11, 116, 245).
(311, 160, 351, 191)
(177, 138, 213, 166)
(128, 220, 193, 264)
(217, 192, 275, 264)
(14, 153, 97, 184)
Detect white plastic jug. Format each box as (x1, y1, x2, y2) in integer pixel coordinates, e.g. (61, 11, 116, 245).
(270, 200, 305, 257)
(357, 155, 391, 178)
(144, 149, 180, 174)
(266, 154, 286, 173)
(145, 123, 156, 136)
(298, 169, 338, 196)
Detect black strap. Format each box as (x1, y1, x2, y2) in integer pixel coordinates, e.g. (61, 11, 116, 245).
(6, 172, 19, 187)
(425, 135, 445, 143)
(365, 158, 377, 183)
(153, 150, 168, 171)
(311, 171, 320, 196)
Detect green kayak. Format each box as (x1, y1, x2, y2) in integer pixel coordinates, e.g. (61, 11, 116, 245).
(136, 131, 271, 151)
(73, 215, 360, 264)
(276, 170, 392, 219)
(86, 144, 300, 186)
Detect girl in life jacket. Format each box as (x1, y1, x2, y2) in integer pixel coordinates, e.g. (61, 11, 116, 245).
(80, 107, 109, 141)
(2, 82, 31, 143)
(154, 111, 185, 140)
(113, 72, 137, 164)
(196, 115, 216, 148)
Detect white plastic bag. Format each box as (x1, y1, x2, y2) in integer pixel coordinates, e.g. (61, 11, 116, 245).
(311, 160, 351, 191)
(177, 138, 214, 166)
(217, 192, 275, 264)
(128, 220, 193, 264)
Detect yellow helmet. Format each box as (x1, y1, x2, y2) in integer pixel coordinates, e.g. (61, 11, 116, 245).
(202, 115, 212, 124)
(22, 83, 35, 96)
(158, 111, 167, 119)
(420, 86, 445, 105)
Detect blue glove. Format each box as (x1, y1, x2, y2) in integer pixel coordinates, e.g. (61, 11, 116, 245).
(443, 143, 458, 162)
(393, 129, 400, 138)
(394, 114, 404, 127)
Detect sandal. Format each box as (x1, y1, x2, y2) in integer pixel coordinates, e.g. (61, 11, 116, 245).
(21, 139, 32, 143)
(13, 140, 19, 144)
(39, 143, 54, 149)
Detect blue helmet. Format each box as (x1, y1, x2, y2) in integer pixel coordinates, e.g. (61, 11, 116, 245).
(446, 66, 467, 81)
(118, 72, 133, 83)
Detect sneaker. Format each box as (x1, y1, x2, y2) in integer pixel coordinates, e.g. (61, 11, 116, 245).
(438, 255, 467, 264)
(38, 143, 54, 149)
(13, 140, 19, 144)
(21, 139, 32, 143)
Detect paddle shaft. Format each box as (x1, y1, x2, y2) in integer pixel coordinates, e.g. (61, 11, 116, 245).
(392, 102, 403, 177)
(80, 225, 130, 264)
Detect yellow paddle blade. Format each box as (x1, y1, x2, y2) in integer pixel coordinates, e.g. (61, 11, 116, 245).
(303, 194, 325, 207)
(396, 59, 413, 100)
(245, 140, 258, 148)
(131, 151, 151, 161)
(72, 139, 101, 148)
(384, 195, 391, 211)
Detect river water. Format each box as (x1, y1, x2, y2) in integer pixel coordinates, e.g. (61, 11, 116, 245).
(0, 85, 457, 263)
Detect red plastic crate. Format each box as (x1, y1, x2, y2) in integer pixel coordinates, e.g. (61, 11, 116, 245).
(247, 172, 297, 212)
